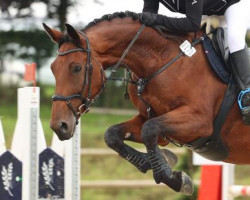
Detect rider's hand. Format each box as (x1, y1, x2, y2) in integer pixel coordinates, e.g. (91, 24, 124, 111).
(140, 12, 158, 26)
(201, 15, 220, 34)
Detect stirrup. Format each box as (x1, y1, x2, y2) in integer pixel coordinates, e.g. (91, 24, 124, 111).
(238, 88, 250, 110)
(238, 89, 250, 125)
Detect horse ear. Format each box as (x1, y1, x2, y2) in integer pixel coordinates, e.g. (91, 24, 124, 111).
(65, 23, 80, 42)
(43, 23, 63, 43)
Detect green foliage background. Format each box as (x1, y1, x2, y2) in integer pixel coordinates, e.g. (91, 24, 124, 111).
(0, 30, 55, 69)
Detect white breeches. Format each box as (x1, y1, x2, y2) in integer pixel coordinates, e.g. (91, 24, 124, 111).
(225, 0, 250, 53)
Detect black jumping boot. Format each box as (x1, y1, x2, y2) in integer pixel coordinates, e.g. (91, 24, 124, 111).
(230, 46, 250, 125)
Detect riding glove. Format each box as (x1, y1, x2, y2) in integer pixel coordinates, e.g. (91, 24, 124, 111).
(140, 12, 200, 32)
(140, 12, 158, 26)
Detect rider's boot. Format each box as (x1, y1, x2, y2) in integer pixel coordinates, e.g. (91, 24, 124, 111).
(230, 46, 250, 125)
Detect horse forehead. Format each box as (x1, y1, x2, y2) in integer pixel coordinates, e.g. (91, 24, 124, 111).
(59, 42, 78, 51)
(55, 44, 86, 63)
(50, 55, 70, 76)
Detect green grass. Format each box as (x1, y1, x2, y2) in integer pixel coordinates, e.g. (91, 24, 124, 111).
(1, 103, 250, 200)
(0, 103, 18, 147)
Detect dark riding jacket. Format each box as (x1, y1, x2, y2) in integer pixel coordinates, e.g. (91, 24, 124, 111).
(142, 0, 240, 32)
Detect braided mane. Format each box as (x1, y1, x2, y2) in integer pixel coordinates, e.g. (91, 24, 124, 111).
(59, 10, 188, 47)
(82, 11, 140, 31)
(82, 11, 187, 42)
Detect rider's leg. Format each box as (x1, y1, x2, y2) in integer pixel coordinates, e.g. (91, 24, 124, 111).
(225, 0, 250, 124)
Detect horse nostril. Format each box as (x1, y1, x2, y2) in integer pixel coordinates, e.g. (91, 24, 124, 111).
(60, 122, 68, 132)
(50, 120, 73, 140)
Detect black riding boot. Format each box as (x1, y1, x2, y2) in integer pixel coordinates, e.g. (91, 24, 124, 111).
(230, 46, 250, 125)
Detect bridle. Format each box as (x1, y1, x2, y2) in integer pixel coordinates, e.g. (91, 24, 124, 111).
(52, 31, 106, 125)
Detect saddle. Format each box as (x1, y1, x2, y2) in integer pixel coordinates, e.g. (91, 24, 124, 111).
(205, 27, 250, 82)
(202, 27, 231, 83)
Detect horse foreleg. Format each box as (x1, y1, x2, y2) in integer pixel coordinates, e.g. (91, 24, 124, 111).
(104, 115, 178, 173)
(141, 107, 206, 195)
(104, 115, 151, 173)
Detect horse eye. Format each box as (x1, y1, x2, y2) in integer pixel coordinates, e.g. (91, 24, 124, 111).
(73, 65, 82, 73)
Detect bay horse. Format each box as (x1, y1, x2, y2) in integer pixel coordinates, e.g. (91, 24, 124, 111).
(43, 12, 250, 196)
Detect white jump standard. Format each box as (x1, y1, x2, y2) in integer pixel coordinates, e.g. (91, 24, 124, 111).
(0, 87, 81, 200)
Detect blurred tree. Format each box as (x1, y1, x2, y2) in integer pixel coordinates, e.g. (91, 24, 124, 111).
(0, 0, 135, 109)
(0, 0, 76, 71)
(0, 0, 34, 18)
(51, 0, 73, 31)
(39, 0, 73, 30)
(0, 30, 55, 70)
(0, 0, 11, 17)
(0, 0, 74, 30)
(15, 0, 32, 17)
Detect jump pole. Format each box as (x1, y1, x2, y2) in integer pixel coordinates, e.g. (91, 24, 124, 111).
(193, 153, 224, 200)
(193, 153, 247, 200)
(222, 164, 250, 199)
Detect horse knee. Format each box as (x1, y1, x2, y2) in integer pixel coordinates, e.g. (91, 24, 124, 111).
(104, 125, 124, 150)
(141, 119, 160, 148)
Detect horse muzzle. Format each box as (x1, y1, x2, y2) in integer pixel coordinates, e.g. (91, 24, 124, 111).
(50, 119, 75, 141)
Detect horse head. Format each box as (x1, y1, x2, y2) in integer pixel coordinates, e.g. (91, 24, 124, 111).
(43, 23, 106, 140)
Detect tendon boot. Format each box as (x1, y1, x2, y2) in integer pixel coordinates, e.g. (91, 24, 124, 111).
(230, 46, 250, 125)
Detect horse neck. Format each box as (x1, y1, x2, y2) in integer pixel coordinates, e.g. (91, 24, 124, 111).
(86, 20, 187, 77)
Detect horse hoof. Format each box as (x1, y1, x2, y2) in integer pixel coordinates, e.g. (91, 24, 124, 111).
(179, 171, 194, 196)
(161, 149, 178, 168)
